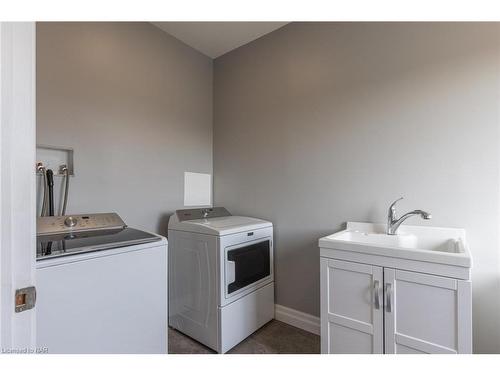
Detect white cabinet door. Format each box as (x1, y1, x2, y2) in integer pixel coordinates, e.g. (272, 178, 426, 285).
(384, 268, 472, 354)
(320, 258, 383, 353)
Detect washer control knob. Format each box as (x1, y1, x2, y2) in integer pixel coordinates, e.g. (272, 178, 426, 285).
(64, 216, 78, 227)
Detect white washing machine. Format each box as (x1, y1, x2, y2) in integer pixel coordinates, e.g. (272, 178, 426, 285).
(36, 213, 168, 354)
(168, 207, 274, 353)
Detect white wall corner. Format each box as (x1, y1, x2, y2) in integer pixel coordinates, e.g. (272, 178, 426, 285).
(275, 304, 320, 336)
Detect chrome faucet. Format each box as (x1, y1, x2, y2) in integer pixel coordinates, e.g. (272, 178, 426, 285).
(387, 197, 432, 235)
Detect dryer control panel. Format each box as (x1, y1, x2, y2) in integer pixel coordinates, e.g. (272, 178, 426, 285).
(37, 213, 126, 235)
(176, 207, 231, 221)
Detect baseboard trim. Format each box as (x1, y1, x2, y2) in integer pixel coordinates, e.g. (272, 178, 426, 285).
(275, 304, 320, 336)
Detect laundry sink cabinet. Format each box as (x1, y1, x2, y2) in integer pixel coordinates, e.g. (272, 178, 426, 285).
(319, 222, 472, 354)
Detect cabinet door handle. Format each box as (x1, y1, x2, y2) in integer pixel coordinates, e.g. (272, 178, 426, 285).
(385, 283, 392, 313)
(373, 280, 381, 310)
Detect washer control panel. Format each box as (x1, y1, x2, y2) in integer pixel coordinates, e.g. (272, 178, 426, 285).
(37, 213, 126, 235)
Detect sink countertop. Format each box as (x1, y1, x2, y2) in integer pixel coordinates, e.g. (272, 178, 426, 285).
(319, 222, 472, 268)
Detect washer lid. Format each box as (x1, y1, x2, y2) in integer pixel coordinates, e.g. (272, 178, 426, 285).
(169, 212, 272, 236)
(36, 227, 162, 260)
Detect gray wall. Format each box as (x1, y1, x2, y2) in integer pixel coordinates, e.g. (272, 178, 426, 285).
(37, 22, 213, 234)
(213, 23, 500, 353)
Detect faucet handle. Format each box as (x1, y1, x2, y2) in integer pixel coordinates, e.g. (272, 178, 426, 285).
(388, 197, 404, 215)
(389, 197, 404, 208)
(387, 197, 404, 232)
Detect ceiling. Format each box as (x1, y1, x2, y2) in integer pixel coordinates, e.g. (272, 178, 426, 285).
(152, 22, 288, 58)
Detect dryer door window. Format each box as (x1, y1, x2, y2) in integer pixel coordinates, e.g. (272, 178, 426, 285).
(227, 240, 270, 295)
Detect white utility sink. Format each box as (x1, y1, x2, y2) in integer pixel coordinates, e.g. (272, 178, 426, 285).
(319, 222, 471, 267)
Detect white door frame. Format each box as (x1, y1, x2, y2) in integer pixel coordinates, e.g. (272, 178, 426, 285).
(0, 22, 37, 353)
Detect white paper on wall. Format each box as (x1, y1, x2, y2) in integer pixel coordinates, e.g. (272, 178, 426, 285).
(184, 172, 212, 207)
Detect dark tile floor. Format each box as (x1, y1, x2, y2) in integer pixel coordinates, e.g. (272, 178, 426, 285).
(168, 320, 320, 354)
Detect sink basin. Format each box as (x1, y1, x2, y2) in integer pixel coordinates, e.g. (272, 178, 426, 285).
(333, 230, 459, 253)
(319, 222, 471, 267)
